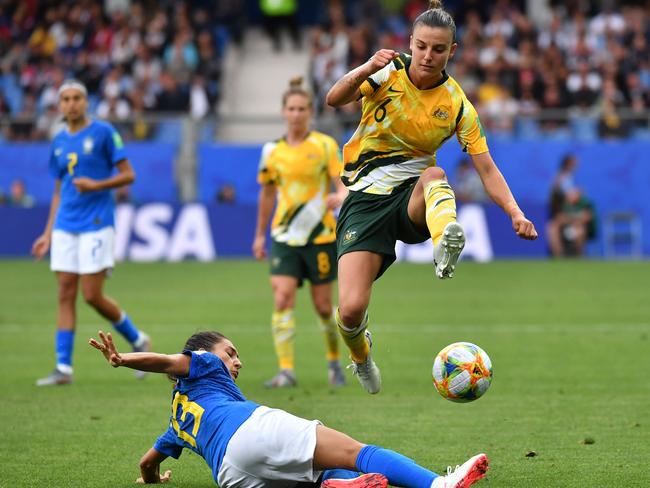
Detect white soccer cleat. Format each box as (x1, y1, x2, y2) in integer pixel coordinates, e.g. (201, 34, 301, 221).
(36, 369, 72, 387)
(132, 332, 151, 379)
(434, 222, 465, 279)
(430, 453, 489, 488)
(348, 330, 381, 394)
(264, 369, 297, 388)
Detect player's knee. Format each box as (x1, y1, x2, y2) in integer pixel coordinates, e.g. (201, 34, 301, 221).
(82, 290, 102, 308)
(316, 308, 332, 321)
(273, 291, 293, 311)
(339, 440, 365, 467)
(337, 301, 366, 328)
(314, 301, 332, 319)
(421, 166, 447, 182)
(139, 455, 154, 471)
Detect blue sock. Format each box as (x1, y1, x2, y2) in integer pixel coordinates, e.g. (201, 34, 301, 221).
(322, 469, 360, 481)
(355, 445, 439, 488)
(55, 329, 75, 372)
(112, 311, 140, 344)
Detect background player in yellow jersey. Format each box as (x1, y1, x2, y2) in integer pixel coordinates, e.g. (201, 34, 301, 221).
(253, 77, 349, 388)
(326, 1, 538, 394)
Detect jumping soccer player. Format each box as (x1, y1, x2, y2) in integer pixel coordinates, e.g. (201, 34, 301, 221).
(326, 0, 537, 394)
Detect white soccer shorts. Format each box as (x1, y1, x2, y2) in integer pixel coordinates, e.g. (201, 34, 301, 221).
(50, 227, 115, 274)
(218, 406, 323, 488)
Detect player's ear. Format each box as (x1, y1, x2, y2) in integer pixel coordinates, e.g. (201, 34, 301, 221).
(449, 42, 458, 59)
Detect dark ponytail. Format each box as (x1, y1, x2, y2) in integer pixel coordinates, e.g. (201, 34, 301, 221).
(413, 0, 456, 41)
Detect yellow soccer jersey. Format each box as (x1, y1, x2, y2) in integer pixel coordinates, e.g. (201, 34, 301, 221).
(258, 131, 342, 246)
(342, 53, 488, 195)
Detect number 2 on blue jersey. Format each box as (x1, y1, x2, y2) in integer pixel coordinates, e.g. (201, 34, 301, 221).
(67, 152, 78, 176)
(171, 392, 204, 448)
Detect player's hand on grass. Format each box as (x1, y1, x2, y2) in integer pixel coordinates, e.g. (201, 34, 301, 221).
(135, 470, 172, 484)
(367, 49, 399, 73)
(512, 214, 538, 240)
(73, 177, 100, 193)
(89, 331, 124, 367)
(31, 234, 51, 260)
(252, 235, 267, 260)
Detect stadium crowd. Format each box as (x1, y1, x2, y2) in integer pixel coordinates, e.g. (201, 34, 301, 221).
(0, 0, 244, 140)
(0, 0, 648, 141)
(311, 0, 650, 138)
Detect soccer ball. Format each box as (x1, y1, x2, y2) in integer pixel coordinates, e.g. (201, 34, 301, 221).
(432, 342, 492, 403)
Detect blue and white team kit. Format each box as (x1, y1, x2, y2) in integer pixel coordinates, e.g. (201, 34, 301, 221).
(154, 351, 323, 488)
(49, 120, 125, 274)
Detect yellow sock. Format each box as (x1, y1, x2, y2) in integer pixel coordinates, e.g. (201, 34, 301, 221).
(318, 314, 339, 362)
(271, 309, 295, 371)
(424, 179, 457, 246)
(335, 307, 369, 363)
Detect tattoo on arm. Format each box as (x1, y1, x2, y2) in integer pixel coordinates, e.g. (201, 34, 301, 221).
(338, 67, 368, 91)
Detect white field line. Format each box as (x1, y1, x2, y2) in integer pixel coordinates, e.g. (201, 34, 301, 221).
(2, 322, 649, 334)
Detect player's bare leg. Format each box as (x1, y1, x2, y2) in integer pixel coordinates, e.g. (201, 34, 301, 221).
(37, 272, 78, 386)
(311, 282, 345, 386)
(81, 271, 150, 377)
(409, 167, 464, 279)
(336, 252, 382, 394)
(265, 275, 299, 388)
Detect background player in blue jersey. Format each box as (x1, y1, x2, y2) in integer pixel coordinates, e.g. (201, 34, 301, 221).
(89, 330, 489, 488)
(31, 80, 150, 386)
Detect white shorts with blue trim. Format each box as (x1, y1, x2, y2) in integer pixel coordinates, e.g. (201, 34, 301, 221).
(50, 227, 115, 274)
(217, 406, 322, 488)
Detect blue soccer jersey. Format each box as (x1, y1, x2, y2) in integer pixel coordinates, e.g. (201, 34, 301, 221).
(153, 351, 259, 483)
(49, 120, 127, 232)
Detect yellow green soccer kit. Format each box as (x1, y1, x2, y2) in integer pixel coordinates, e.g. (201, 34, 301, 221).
(342, 53, 489, 195)
(258, 131, 342, 246)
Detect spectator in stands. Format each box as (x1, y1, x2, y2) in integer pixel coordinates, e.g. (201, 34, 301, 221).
(154, 71, 189, 112)
(215, 0, 246, 46)
(163, 29, 199, 82)
(0, 91, 10, 129)
(35, 101, 65, 140)
(259, 0, 301, 51)
(7, 179, 35, 208)
(190, 74, 211, 119)
(598, 78, 630, 139)
(546, 154, 595, 257)
(9, 92, 38, 141)
(196, 30, 222, 102)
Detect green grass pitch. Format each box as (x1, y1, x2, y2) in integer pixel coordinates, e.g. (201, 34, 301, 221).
(1, 259, 649, 487)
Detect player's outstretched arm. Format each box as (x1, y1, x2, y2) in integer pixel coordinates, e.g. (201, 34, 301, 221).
(136, 447, 171, 484)
(326, 49, 398, 107)
(470, 152, 538, 240)
(89, 331, 190, 376)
